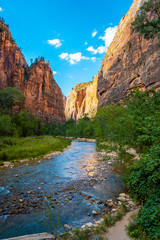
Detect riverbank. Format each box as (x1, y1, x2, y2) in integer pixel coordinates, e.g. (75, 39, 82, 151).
(0, 141, 124, 239)
(58, 192, 139, 240)
(0, 136, 71, 166)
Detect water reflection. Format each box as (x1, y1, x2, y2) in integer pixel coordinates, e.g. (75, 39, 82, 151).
(0, 140, 123, 239)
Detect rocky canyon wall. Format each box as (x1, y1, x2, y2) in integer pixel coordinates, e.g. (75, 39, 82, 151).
(65, 0, 160, 120)
(97, 0, 160, 106)
(0, 20, 65, 123)
(65, 75, 98, 121)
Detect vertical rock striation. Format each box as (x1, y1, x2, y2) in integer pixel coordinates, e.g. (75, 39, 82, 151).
(0, 20, 65, 123)
(65, 0, 159, 120)
(97, 0, 160, 106)
(65, 75, 98, 121)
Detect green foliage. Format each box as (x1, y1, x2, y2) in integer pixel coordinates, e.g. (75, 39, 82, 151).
(0, 136, 71, 163)
(13, 111, 44, 137)
(38, 197, 62, 236)
(126, 214, 150, 239)
(131, 0, 160, 40)
(0, 115, 17, 136)
(137, 193, 160, 239)
(71, 228, 91, 240)
(45, 116, 95, 139)
(127, 144, 160, 202)
(0, 87, 25, 115)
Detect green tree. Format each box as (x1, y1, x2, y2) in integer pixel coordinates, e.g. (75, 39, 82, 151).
(131, 0, 160, 40)
(13, 111, 44, 137)
(0, 87, 25, 115)
(0, 115, 17, 136)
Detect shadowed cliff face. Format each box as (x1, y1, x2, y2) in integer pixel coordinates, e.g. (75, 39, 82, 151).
(0, 20, 65, 123)
(65, 76, 98, 121)
(97, 0, 160, 106)
(65, 0, 159, 120)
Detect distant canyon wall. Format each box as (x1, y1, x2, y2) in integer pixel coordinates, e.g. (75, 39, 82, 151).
(65, 76, 98, 121)
(0, 20, 65, 123)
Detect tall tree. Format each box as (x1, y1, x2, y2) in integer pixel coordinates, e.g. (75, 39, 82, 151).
(0, 87, 25, 115)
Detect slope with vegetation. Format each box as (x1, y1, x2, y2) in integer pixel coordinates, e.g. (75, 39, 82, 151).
(0, 87, 71, 164)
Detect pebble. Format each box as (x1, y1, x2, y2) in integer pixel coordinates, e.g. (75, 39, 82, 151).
(128, 200, 135, 206)
(119, 193, 126, 198)
(112, 208, 117, 213)
(108, 202, 114, 207)
(64, 224, 72, 230)
(15, 174, 18, 177)
(81, 224, 86, 229)
(86, 222, 93, 228)
(92, 210, 99, 215)
(117, 196, 125, 201)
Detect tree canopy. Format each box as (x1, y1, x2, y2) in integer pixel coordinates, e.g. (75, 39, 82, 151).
(131, 0, 160, 40)
(0, 87, 25, 115)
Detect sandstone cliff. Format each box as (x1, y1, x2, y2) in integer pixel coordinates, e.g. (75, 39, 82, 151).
(0, 20, 65, 123)
(97, 0, 160, 106)
(65, 75, 98, 121)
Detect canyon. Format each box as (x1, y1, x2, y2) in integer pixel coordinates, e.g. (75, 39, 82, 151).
(0, 20, 65, 123)
(0, 0, 159, 122)
(65, 0, 160, 120)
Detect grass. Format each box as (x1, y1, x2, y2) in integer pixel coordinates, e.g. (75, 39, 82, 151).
(126, 214, 151, 240)
(96, 141, 119, 153)
(0, 136, 71, 164)
(59, 204, 129, 240)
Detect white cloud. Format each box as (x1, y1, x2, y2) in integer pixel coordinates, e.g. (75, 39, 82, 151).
(0, 7, 2, 12)
(91, 57, 97, 62)
(59, 53, 69, 60)
(84, 42, 88, 45)
(47, 39, 62, 48)
(87, 45, 107, 54)
(59, 52, 97, 65)
(99, 26, 117, 47)
(86, 26, 117, 55)
(92, 29, 98, 38)
(53, 71, 57, 75)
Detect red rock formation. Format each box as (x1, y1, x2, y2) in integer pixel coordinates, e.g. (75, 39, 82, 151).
(97, 0, 160, 106)
(0, 20, 65, 123)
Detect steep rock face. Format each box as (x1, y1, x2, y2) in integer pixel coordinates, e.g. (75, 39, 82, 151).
(65, 76, 98, 121)
(97, 0, 160, 106)
(0, 20, 65, 123)
(24, 61, 65, 123)
(0, 21, 27, 90)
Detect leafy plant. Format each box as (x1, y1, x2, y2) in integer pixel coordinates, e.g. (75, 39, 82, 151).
(131, 0, 160, 41)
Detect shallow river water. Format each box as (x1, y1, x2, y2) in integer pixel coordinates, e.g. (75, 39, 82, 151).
(0, 140, 123, 239)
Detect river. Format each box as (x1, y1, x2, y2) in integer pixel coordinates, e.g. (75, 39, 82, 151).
(0, 140, 123, 239)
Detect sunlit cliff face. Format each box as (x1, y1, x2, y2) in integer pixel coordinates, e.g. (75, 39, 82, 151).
(65, 75, 98, 121)
(97, 0, 160, 106)
(0, 21, 65, 124)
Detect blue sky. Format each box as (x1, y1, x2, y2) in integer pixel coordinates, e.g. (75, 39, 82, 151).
(0, 0, 133, 96)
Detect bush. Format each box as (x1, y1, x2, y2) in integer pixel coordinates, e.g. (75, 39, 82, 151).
(0, 115, 17, 136)
(0, 87, 25, 115)
(127, 144, 160, 202)
(13, 111, 44, 137)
